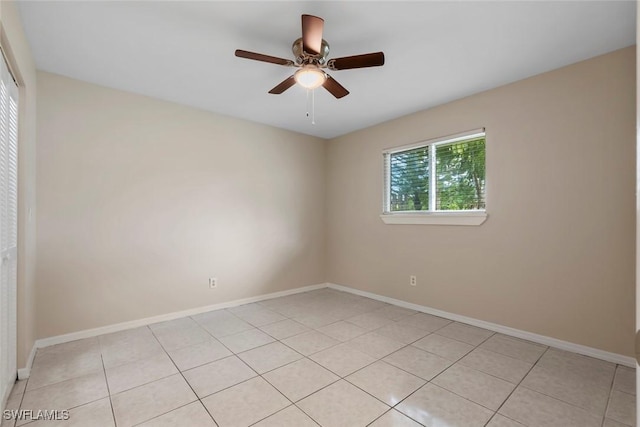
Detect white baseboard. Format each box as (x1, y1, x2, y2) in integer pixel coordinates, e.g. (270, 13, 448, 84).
(17, 345, 36, 380)
(19, 281, 635, 379)
(327, 283, 636, 368)
(18, 283, 327, 378)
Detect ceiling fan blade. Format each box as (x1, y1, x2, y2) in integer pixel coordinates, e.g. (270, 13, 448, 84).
(323, 75, 349, 99)
(235, 49, 294, 66)
(328, 52, 385, 70)
(268, 76, 296, 94)
(302, 14, 324, 55)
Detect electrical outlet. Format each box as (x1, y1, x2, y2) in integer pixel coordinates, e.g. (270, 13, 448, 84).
(209, 277, 217, 289)
(410, 275, 417, 286)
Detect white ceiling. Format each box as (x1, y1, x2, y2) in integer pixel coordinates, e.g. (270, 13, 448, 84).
(18, 1, 636, 139)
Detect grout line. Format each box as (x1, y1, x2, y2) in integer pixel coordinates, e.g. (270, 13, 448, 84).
(101, 355, 119, 427)
(600, 364, 620, 427)
(514, 364, 616, 421)
(147, 327, 219, 426)
(384, 330, 542, 426)
(129, 401, 195, 427)
(483, 346, 551, 426)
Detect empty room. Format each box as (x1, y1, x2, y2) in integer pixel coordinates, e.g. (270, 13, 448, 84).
(0, 1, 637, 426)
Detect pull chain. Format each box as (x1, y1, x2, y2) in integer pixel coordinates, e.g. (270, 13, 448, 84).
(311, 89, 315, 125)
(305, 89, 316, 125)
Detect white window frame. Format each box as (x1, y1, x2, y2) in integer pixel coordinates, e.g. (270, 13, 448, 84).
(381, 128, 487, 226)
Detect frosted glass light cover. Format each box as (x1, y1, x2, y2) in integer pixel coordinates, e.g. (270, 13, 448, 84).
(294, 66, 326, 89)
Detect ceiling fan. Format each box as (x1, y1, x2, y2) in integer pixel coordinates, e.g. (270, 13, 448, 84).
(235, 14, 385, 99)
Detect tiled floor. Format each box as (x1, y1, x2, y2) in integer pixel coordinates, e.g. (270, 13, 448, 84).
(2, 288, 636, 427)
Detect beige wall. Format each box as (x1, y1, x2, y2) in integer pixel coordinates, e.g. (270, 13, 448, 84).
(0, 1, 37, 369)
(326, 47, 636, 356)
(35, 47, 635, 357)
(35, 72, 326, 338)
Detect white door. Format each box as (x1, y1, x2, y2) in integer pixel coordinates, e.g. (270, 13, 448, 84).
(0, 51, 18, 406)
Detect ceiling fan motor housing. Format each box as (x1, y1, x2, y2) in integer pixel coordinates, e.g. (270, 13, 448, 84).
(292, 37, 330, 65)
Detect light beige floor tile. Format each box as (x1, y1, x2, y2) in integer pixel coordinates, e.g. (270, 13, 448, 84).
(20, 371, 108, 415)
(2, 394, 22, 427)
(258, 301, 298, 317)
(227, 302, 263, 315)
(272, 303, 312, 319)
(25, 290, 630, 427)
(201, 377, 290, 427)
(297, 380, 389, 427)
(268, 295, 312, 310)
(383, 345, 452, 380)
(346, 360, 425, 406)
(166, 337, 232, 371)
(0, 416, 15, 427)
(433, 363, 515, 410)
(99, 326, 151, 349)
(309, 342, 376, 377)
(459, 348, 532, 383)
(326, 304, 372, 319)
(259, 319, 310, 340)
(606, 390, 636, 426)
(263, 358, 338, 402)
(149, 317, 212, 351)
(5, 393, 21, 411)
(282, 331, 339, 356)
(111, 374, 197, 427)
(252, 405, 318, 427)
(479, 334, 547, 363)
(345, 312, 394, 331)
(413, 333, 474, 361)
(292, 313, 342, 329)
(536, 348, 615, 389)
(499, 386, 601, 427)
(137, 402, 216, 427)
(396, 313, 451, 332)
(100, 327, 165, 368)
(105, 352, 178, 394)
(352, 299, 388, 313)
(486, 414, 527, 427)
(613, 365, 636, 395)
(192, 310, 253, 338)
(23, 398, 115, 427)
(218, 328, 274, 353)
(435, 322, 494, 346)
(27, 338, 103, 390)
(375, 323, 429, 345)
(317, 321, 367, 342)
(8, 380, 26, 399)
(34, 336, 99, 358)
(369, 409, 422, 427)
(520, 365, 610, 415)
(228, 306, 286, 327)
(372, 305, 418, 321)
(183, 355, 256, 398)
(603, 418, 633, 427)
(348, 332, 405, 359)
(396, 383, 493, 427)
(237, 342, 302, 374)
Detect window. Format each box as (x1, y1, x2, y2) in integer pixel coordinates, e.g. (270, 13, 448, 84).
(381, 129, 487, 225)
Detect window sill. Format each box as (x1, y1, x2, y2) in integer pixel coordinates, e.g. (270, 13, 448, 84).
(379, 211, 487, 226)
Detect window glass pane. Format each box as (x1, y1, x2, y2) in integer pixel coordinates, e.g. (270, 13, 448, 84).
(435, 137, 485, 210)
(390, 146, 429, 211)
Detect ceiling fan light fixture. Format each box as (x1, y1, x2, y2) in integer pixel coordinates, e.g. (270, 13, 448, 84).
(294, 65, 326, 89)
